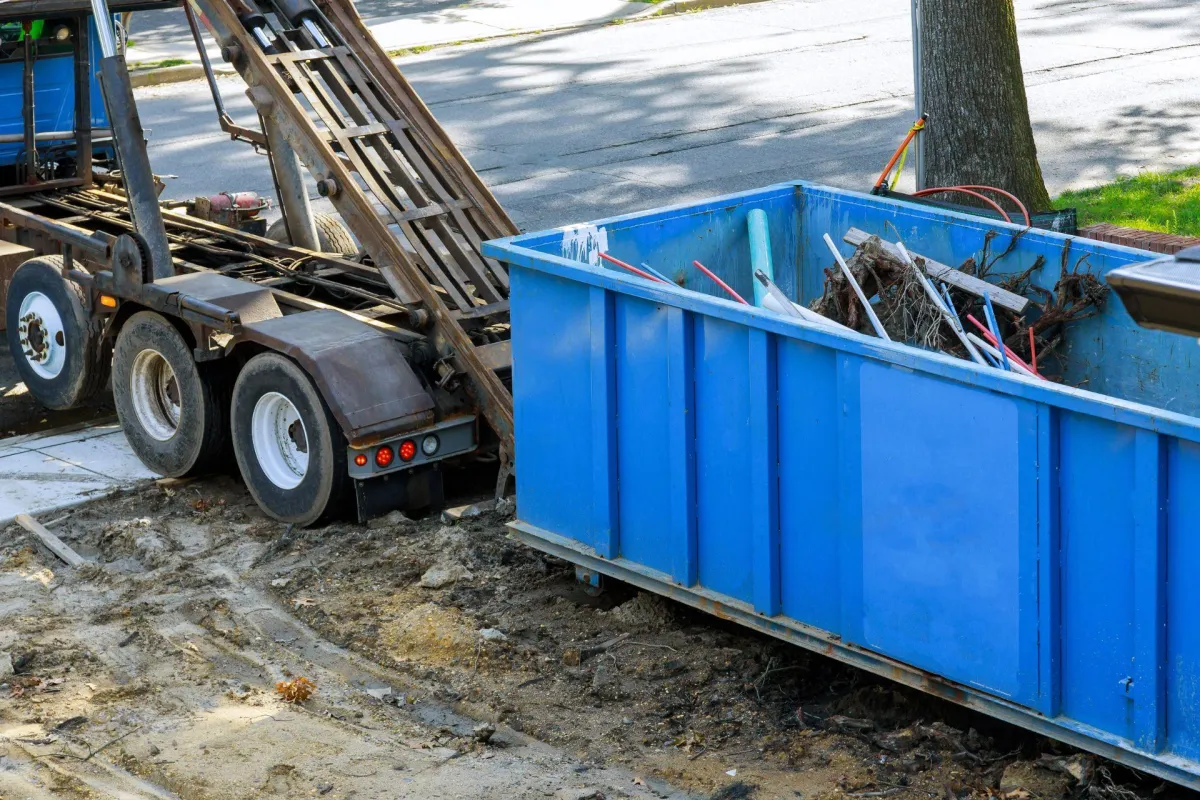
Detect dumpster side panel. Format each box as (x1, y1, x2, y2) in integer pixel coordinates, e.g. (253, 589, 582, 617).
(613, 295, 675, 577)
(854, 360, 1037, 704)
(509, 269, 601, 552)
(1167, 440, 1200, 760)
(694, 315, 755, 603)
(1058, 413, 1137, 741)
(777, 338, 841, 633)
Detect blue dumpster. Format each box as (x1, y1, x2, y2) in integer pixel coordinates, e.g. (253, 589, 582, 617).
(483, 181, 1200, 789)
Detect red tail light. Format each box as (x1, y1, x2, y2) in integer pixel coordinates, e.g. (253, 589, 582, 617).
(375, 446, 394, 467)
(399, 440, 417, 462)
(354, 453, 368, 467)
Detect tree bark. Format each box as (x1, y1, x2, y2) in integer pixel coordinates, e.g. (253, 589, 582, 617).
(918, 0, 1051, 212)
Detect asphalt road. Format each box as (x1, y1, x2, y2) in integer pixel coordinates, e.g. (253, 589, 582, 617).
(135, 0, 1200, 235)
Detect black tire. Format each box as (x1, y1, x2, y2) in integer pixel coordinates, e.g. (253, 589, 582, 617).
(230, 352, 348, 526)
(112, 311, 229, 477)
(265, 212, 358, 255)
(5, 256, 110, 410)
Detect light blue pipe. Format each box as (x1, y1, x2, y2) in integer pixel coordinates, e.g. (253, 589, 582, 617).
(747, 209, 773, 306)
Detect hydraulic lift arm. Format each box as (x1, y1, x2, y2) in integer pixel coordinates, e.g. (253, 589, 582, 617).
(187, 0, 518, 453)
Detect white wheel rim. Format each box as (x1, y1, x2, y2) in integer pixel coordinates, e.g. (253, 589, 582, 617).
(251, 391, 309, 489)
(17, 291, 67, 380)
(130, 349, 182, 442)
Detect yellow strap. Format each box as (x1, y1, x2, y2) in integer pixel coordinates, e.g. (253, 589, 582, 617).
(889, 118, 926, 191)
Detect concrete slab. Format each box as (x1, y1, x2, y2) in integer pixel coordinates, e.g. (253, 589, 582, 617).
(0, 449, 115, 525)
(0, 427, 156, 526)
(38, 432, 158, 485)
(30, 422, 125, 450)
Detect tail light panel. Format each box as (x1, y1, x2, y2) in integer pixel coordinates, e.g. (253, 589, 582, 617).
(347, 416, 476, 479)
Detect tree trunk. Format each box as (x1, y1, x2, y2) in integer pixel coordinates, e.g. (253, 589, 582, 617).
(918, 0, 1051, 212)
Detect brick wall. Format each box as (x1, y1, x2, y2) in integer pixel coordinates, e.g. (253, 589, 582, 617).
(1079, 222, 1200, 255)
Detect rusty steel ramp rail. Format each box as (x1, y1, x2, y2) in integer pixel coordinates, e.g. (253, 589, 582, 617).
(188, 0, 518, 460)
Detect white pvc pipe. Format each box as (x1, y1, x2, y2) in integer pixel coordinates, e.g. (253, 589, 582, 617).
(967, 333, 1036, 378)
(823, 233, 891, 341)
(895, 241, 989, 366)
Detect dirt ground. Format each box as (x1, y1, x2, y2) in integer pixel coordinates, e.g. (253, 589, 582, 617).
(0, 349, 113, 438)
(0, 475, 1188, 800)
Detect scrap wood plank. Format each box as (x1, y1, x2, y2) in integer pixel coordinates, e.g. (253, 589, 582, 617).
(843, 228, 1030, 313)
(15, 513, 88, 567)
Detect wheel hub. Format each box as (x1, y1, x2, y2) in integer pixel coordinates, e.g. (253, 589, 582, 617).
(17, 292, 67, 380)
(129, 349, 182, 442)
(252, 392, 309, 490)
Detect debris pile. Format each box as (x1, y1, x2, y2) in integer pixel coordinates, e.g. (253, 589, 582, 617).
(596, 218, 1110, 385)
(810, 229, 1109, 383)
(811, 235, 945, 347)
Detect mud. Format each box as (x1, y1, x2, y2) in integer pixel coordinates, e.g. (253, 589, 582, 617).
(0, 476, 1178, 800)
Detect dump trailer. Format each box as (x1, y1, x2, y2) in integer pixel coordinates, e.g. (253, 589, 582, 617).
(0, 0, 517, 524)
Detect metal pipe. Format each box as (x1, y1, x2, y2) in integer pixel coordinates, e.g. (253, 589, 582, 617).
(0, 128, 113, 145)
(89, 0, 119, 58)
(22, 32, 36, 182)
(302, 18, 329, 47)
(911, 0, 925, 190)
(73, 16, 94, 187)
(0, 201, 115, 257)
(184, 1, 229, 120)
(262, 115, 320, 251)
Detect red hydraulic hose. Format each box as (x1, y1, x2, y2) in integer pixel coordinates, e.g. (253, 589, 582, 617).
(952, 185, 1032, 227)
(599, 252, 667, 284)
(691, 260, 748, 305)
(913, 187, 1013, 224)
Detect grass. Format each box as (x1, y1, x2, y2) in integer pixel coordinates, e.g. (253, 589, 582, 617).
(387, 31, 549, 58)
(1056, 165, 1200, 237)
(386, 43, 436, 58)
(129, 58, 190, 70)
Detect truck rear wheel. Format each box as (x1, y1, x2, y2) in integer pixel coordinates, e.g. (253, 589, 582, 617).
(112, 311, 229, 477)
(5, 256, 110, 410)
(230, 352, 348, 526)
(266, 213, 358, 256)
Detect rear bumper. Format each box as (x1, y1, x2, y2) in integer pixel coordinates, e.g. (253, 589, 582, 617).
(346, 415, 476, 479)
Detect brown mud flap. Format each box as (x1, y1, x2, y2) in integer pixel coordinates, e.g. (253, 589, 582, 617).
(242, 309, 434, 446)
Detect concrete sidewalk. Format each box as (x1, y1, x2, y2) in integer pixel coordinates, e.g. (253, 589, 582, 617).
(0, 422, 156, 526)
(126, 0, 654, 65)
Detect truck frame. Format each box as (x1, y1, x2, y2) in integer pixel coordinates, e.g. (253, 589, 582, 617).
(0, 0, 517, 524)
